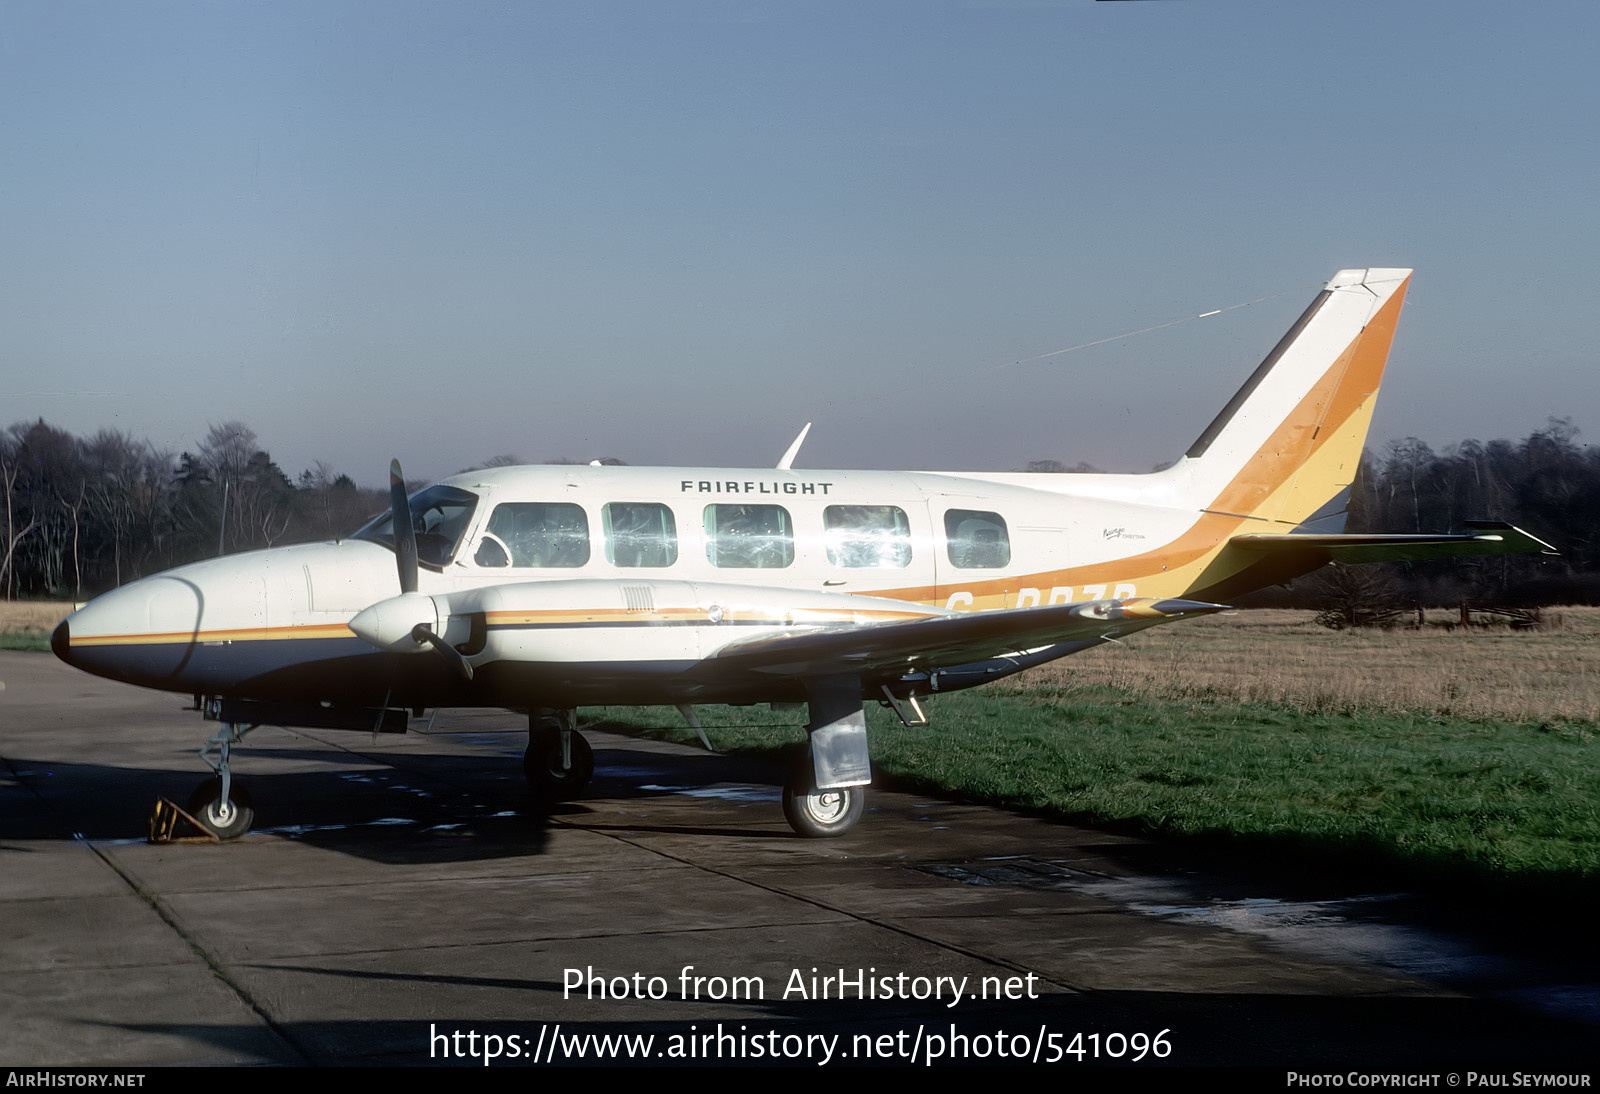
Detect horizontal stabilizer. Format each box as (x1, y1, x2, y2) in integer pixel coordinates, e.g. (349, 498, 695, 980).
(1229, 521, 1557, 565)
(709, 597, 1225, 679)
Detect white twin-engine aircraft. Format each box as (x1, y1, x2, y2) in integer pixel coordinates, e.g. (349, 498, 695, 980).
(54, 268, 1553, 838)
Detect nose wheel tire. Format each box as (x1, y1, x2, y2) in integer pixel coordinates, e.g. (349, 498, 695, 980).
(524, 728, 594, 801)
(186, 778, 255, 840)
(782, 762, 865, 838)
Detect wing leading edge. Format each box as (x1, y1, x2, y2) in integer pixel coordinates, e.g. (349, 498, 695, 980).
(707, 597, 1226, 680)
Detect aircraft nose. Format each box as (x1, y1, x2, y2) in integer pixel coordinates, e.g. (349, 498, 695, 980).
(54, 577, 205, 685)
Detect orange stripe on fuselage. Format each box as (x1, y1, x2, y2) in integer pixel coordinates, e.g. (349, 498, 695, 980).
(69, 607, 939, 648)
(69, 622, 358, 647)
(483, 607, 934, 627)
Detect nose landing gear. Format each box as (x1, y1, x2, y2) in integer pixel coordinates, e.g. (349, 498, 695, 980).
(185, 776, 256, 840)
(191, 718, 258, 840)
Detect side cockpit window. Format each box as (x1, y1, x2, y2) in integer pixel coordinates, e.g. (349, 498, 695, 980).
(704, 504, 793, 568)
(603, 503, 678, 567)
(944, 509, 1011, 569)
(474, 502, 590, 568)
(824, 505, 911, 568)
(355, 485, 479, 569)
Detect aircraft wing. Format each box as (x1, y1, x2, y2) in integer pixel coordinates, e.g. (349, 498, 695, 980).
(1229, 521, 1557, 565)
(706, 597, 1225, 679)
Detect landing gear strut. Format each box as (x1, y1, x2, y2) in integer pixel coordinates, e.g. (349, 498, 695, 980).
(785, 675, 872, 838)
(524, 708, 593, 801)
(192, 719, 258, 839)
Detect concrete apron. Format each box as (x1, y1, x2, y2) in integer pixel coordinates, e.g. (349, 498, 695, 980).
(0, 652, 1591, 1067)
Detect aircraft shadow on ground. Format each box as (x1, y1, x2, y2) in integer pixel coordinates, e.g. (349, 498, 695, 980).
(0, 737, 806, 863)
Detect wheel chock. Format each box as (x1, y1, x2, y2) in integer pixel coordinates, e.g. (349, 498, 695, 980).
(148, 797, 221, 844)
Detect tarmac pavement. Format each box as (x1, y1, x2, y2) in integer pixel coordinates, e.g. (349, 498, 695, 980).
(1, 651, 1593, 1068)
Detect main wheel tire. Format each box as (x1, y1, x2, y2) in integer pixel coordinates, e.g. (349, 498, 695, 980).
(185, 778, 255, 840)
(782, 761, 865, 838)
(524, 727, 594, 801)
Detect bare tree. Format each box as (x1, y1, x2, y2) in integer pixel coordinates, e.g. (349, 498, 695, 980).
(0, 439, 35, 599)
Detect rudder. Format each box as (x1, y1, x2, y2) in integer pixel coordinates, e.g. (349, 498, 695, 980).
(1172, 268, 1411, 532)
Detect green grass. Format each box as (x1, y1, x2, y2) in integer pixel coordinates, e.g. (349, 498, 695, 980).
(0, 631, 51, 652)
(583, 683, 1600, 899)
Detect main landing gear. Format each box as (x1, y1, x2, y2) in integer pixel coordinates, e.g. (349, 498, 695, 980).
(782, 760, 865, 838)
(519, 703, 870, 837)
(784, 675, 873, 839)
(524, 708, 593, 802)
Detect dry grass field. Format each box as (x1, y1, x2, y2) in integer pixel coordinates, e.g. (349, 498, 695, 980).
(1028, 607, 1600, 725)
(0, 600, 74, 648)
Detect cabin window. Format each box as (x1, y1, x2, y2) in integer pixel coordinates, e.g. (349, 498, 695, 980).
(474, 502, 590, 568)
(824, 505, 912, 568)
(355, 485, 479, 569)
(603, 502, 678, 567)
(944, 509, 1011, 569)
(704, 504, 793, 568)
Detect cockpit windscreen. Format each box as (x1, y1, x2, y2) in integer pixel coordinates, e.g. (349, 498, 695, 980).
(354, 485, 479, 568)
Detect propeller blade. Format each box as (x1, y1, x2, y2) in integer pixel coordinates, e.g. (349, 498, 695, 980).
(389, 458, 418, 595)
(411, 624, 475, 681)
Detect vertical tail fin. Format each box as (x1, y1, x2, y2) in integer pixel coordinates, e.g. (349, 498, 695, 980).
(1171, 267, 1411, 532)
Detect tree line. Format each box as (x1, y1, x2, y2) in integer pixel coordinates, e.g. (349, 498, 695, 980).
(1, 420, 382, 600)
(3, 416, 1594, 603)
(1341, 417, 1599, 605)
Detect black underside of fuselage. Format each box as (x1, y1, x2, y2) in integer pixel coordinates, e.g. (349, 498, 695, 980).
(60, 631, 726, 707)
(55, 620, 1080, 722)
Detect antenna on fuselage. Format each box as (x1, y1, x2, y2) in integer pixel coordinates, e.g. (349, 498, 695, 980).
(776, 423, 812, 470)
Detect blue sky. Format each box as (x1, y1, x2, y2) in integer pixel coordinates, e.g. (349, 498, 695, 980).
(3, 1, 1595, 483)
